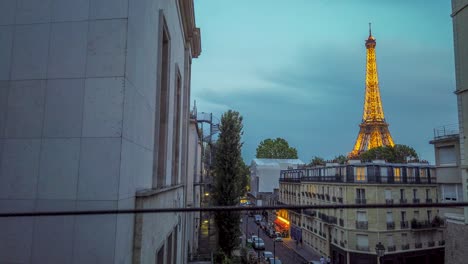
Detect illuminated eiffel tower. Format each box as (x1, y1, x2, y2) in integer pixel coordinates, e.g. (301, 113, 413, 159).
(350, 24, 395, 157)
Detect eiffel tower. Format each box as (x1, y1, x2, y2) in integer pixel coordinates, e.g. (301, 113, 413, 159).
(350, 24, 395, 158)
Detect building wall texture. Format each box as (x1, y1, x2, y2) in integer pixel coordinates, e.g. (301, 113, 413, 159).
(0, 0, 200, 263)
(445, 220, 468, 264)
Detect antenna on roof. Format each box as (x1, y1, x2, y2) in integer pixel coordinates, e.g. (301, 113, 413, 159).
(369, 22, 372, 36)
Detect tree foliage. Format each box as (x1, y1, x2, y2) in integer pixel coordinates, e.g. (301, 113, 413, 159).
(333, 155, 348, 164)
(255, 138, 298, 159)
(359, 144, 418, 163)
(309, 156, 325, 166)
(212, 110, 244, 256)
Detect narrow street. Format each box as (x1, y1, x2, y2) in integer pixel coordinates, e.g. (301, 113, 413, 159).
(242, 215, 308, 264)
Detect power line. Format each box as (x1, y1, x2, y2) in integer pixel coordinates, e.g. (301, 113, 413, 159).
(1, 202, 467, 218)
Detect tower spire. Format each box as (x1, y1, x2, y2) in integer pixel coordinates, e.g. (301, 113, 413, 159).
(349, 26, 395, 157)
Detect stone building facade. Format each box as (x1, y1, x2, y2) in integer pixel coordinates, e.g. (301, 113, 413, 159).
(0, 0, 201, 263)
(279, 162, 445, 264)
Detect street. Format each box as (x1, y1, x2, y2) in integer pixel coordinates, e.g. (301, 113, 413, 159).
(242, 215, 308, 264)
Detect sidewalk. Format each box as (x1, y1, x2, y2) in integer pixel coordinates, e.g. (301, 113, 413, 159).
(282, 237, 321, 262)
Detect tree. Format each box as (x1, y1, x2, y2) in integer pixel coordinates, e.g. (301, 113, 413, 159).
(359, 144, 418, 163)
(255, 138, 298, 159)
(212, 110, 244, 257)
(333, 155, 348, 164)
(309, 156, 325, 166)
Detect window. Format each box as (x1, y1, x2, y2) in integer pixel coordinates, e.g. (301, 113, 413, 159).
(173, 226, 178, 263)
(401, 211, 406, 221)
(426, 189, 430, 199)
(413, 189, 417, 199)
(387, 235, 394, 246)
(356, 189, 366, 199)
(400, 189, 405, 200)
(386, 212, 393, 223)
(156, 245, 164, 264)
(414, 211, 419, 220)
(356, 167, 366, 181)
(154, 14, 171, 188)
(357, 211, 367, 222)
(356, 235, 369, 251)
(394, 168, 401, 182)
(420, 168, 427, 179)
(427, 210, 432, 221)
(171, 69, 182, 185)
(385, 189, 392, 200)
(167, 233, 173, 264)
(401, 233, 407, 243)
(442, 184, 459, 201)
(438, 146, 456, 165)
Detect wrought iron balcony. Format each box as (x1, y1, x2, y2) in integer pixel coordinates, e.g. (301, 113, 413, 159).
(332, 196, 337, 202)
(413, 198, 420, 204)
(426, 198, 433, 203)
(400, 221, 409, 229)
(337, 197, 343, 203)
(411, 219, 444, 230)
(387, 245, 396, 252)
(400, 199, 408, 204)
(401, 244, 410, 250)
(385, 199, 393, 205)
(428, 241, 435, 247)
(304, 209, 316, 217)
(339, 218, 344, 227)
(325, 194, 330, 201)
(356, 221, 368, 230)
(355, 198, 366, 205)
(415, 242, 422, 248)
(386, 222, 395, 230)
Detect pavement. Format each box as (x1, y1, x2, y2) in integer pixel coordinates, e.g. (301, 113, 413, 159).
(281, 237, 321, 262)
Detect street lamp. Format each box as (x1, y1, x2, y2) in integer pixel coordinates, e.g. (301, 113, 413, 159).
(273, 238, 282, 263)
(375, 242, 385, 264)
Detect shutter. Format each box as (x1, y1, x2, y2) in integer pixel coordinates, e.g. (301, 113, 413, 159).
(386, 212, 393, 222)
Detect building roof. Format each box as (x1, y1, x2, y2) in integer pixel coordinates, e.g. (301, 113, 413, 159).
(252, 158, 305, 167)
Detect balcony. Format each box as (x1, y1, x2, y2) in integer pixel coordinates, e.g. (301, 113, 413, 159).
(411, 219, 444, 230)
(401, 244, 410, 250)
(332, 196, 337, 202)
(400, 199, 408, 204)
(386, 222, 395, 230)
(413, 198, 420, 204)
(426, 198, 433, 203)
(340, 241, 345, 247)
(304, 209, 316, 217)
(313, 228, 317, 233)
(356, 221, 368, 230)
(439, 240, 445, 246)
(333, 238, 338, 244)
(339, 218, 344, 227)
(355, 198, 366, 205)
(338, 197, 343, 203)
(325, 194, 330, 201)
(400, 221, 409, 229)
(385, 199, 393, 205)
(428, 241, 435, 247)
(356, 245, 369, 252)
(387, 245, 396, 252)
(318, 194, 324, 200)
(415, 242, 422, 249)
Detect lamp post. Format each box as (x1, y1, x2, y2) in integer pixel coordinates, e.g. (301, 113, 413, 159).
(375, 242, 385, 264)
(245, 213, 249, 247)
(273, 239, 282, 263)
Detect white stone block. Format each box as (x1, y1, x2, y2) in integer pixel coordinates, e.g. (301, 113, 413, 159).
(0, 0, 16, 25)
(48, 21, 88, 78)
(115, 197, 134, 264)
(120, 139, 153, 198)
(15, 0, 51, 24)
(38, 138, 80, 200)
(5, 80, 46, 138)
(90, 0, 128, 19)
(77, 138, 121, 200)
(123, 80, 154, 149)
(0, 26, 13, 80)
(0, 81, 8, 138)
(11, 24, 50, 80)
(86, 19, 127, 77)
(82, 77, 124, 137)
(0, 200, 34, 263)
(32, 200, 76, 264)
(0, 139, 41, 199)
(51, 0, 89, 22)
(43, 79, 84, 137)
(73, 201, 117, 264)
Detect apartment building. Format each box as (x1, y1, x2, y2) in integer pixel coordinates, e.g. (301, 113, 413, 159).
(279, 162, 445, 264)
(0, 0, 201, 263)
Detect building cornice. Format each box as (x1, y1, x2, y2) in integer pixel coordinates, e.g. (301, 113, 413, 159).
(178, 0, 202, 58)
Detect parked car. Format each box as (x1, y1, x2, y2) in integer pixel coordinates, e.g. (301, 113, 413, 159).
(267, 229, 276, 238)
(262, 251, 274, 261)
(274, 235, 283, 242)
(254, 215, 262, 223)
(252, 238, 265, 250)
(267, 258, 282, 264)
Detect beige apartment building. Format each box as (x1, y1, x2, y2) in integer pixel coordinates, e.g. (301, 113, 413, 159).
(279, 162, 445, 264)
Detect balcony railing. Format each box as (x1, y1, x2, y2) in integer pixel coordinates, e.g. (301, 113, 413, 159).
(340, 241, 345, 247)
(439, 240, 445, 246)
(426, 198, 433, 203)
(337, 197, 343, 203)
(387, 245, 396, 252)
(332, 196, 337, 202)
(415, 242, 422, 248)
(400, 221, 409, 229)
(325, 194, 330, 201)
(339, 218, 344, 227)
(411, 219, 444, 230)
(356, 245, 369, 251)
(333, 238, 338, 244)
(386, 199, 393, 205)
(304, 209, 316, 217)
(356, 198, 366, 205)
(356, 221, 368, 230)
(313, 228, 317, 233)
(428, 241, 435, 247)
(387, 222, 395, 230)
(413, 198, 420, 204)
(401, 244, 410, 250)
(400, 199, 408, 204)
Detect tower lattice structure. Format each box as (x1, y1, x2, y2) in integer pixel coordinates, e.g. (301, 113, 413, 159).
(350, 25, 394, 157)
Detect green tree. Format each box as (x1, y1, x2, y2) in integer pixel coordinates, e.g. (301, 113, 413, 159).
(359, 144, 418, 163)
(309, 156, 325, 166)
(333, 155, 348, 164)
(255, 138, 298, 159)
(212, 110, 244, 257)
